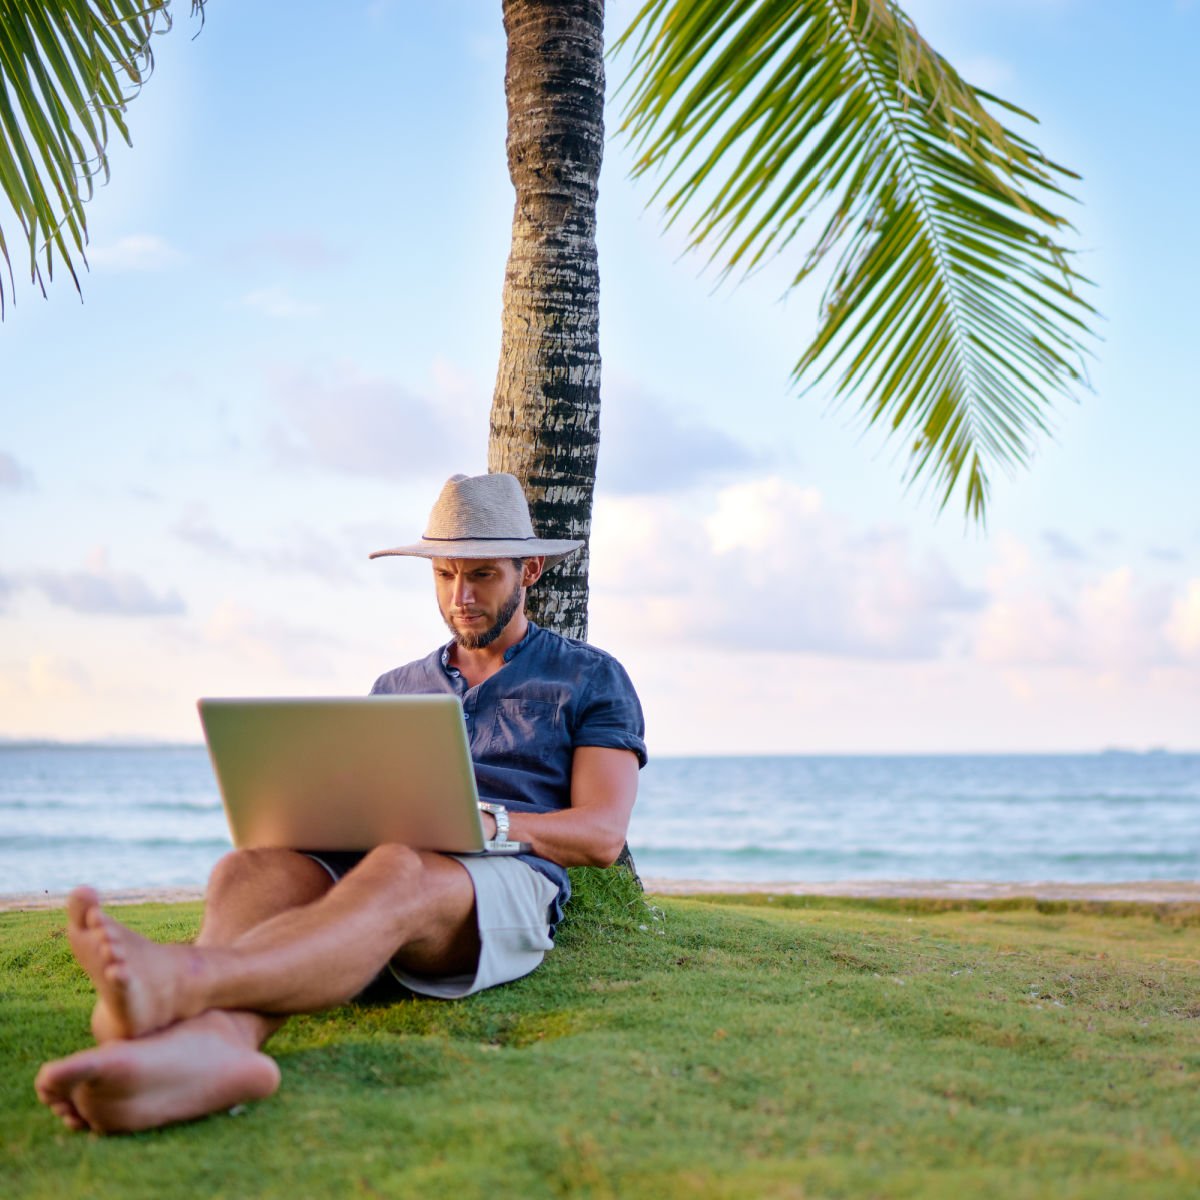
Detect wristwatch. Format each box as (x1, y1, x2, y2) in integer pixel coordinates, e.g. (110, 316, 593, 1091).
(478, 801, 509, 844)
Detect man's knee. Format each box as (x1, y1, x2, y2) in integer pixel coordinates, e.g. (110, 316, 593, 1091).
(207, 847, 329, 904)
(349, 843, 424, 895)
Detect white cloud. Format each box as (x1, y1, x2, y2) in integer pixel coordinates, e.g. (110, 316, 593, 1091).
(0, 655, 91, 703)
(0, 450, 34, 490)
(959, 54, 1017, 92)
(1042, 528, 1088, 562)
(172, 505, 355, 582)
(240, 286, 322, 319)
(202, 600, 348, 672)
(975, 594, 1074, 666)
(590, 477, 980, 659)
(89, 234, 182, 272)
(1165, 580, 1200, 659)
(974, 546, 1193, 671)
(269, 364, 457, 478)
(1077, 567, 1160, 668)
(705, 476, 822, 553)
(232, 232, 343, 271)
(28, 654, 90, 699)
(597, 387, 762, 494)
(32, 548, 185, 617)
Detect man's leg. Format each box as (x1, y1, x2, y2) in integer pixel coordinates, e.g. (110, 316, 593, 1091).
(37, 847, 335, 1132)
(87, 846, 335, 1044)
(36, 844, 479, 1133)
(61, 843, 477, 1037)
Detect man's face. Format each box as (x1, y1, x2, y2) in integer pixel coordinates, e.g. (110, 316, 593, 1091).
(434, 558, 525, 649)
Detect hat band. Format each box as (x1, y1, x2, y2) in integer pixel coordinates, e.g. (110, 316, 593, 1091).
(420, 534, 539, 542)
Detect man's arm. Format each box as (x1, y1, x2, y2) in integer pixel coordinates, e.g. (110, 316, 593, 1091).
(485, 746, 639, 868)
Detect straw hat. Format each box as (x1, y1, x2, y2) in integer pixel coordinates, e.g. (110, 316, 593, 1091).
(369, 473, 584, 568)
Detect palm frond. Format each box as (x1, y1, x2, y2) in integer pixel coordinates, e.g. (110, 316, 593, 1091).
(614, 0, 1097, 522)
(0, 0, 204, 316)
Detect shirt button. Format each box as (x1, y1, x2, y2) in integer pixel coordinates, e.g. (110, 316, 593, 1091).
(464, 713, 471, 721)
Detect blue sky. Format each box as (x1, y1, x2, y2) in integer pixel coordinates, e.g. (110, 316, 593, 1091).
(2, 0, 1197, 752)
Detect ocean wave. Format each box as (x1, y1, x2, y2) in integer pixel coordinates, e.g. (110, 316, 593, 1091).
(0, 834, 232, 851)
(0, 798, 221, 813)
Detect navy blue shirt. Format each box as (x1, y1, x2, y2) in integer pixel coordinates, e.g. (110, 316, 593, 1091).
(371, 622, 646, 928)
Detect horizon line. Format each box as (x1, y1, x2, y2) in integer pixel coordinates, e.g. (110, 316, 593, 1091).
(1, 739, 1197, 758)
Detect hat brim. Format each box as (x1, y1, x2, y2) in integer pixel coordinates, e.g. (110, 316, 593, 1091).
(369, 538, 583, 571)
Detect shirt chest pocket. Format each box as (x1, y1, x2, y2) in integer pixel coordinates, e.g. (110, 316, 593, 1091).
(490, 699, 561, 763)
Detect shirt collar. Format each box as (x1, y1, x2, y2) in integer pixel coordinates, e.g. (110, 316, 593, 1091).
(438, 621, 540, 676)
(503, 620, 539, 663)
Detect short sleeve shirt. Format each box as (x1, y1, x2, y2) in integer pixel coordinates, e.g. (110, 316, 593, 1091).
(371, 622, 646, 927)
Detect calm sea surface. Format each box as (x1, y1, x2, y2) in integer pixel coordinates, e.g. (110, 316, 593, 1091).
(1, 746, 1197, 894)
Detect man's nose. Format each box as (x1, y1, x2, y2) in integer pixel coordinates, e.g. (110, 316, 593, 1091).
(453, 576, 474, 607)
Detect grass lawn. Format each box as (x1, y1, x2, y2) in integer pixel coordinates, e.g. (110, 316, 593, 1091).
(2, 873, 1198, 1199)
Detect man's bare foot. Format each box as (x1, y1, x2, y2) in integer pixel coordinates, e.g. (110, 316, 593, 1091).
(34, 1010, 281, 1134)
(90, 998, 121, 1044)
(66, 886, 207, 1039)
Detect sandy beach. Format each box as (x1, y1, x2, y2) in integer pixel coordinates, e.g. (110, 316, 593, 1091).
(3, 877, 1198, 913)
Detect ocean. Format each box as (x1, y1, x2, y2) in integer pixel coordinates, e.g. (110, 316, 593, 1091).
(1, 745, 1197, 895)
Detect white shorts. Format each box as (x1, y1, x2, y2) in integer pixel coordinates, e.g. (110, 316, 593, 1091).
(304, 851, 559, 999)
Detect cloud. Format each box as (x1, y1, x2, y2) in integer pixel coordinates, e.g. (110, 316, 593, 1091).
(172, 505, 354, 582)
(974, 594, 1075, 667)
(1042, 529, 1087, 562)
(0, 655, 91, 703)
(1165, 580, 1200, 659)
(202, 600, 348, 672)
(1148, 546, 1183, 564)
(598, 388, 762, 494)
(590, 477, 981, 658)
(240, 286, 322, 319)
(89, 234, 182, 271)
(233, 232, 343, 271)
(960, 54, 1017, 92)
(27, 654, 90, 699)
(269, 365, 457, 478)
(0, 451, 34, 490)
(974, 545, 1193, 670)
(32, 549, 185, 617)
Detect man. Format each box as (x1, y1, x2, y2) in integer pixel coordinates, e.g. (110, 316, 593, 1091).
(35, 472, 645, 1134)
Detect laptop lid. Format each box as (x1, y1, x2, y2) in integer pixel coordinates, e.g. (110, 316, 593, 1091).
(198, 696, 516, 854)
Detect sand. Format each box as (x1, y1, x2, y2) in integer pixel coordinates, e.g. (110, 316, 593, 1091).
(2, 878, 1198, 913)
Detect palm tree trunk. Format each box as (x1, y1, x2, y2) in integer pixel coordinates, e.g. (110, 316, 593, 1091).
(487, 0, 605, 642)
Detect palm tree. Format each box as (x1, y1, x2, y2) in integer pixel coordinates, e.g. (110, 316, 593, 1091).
(488, 0, 606, 640)
(0, 1, 192, 315)
(1, 0, 1095, 642)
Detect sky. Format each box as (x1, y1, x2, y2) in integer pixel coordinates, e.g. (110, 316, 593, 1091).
(2, 0, 1198, 753)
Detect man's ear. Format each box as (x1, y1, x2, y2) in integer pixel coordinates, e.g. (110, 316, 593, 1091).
(522, 556, 546, 588)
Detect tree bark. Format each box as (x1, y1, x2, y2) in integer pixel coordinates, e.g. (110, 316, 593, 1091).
(488, 0, 605, 642)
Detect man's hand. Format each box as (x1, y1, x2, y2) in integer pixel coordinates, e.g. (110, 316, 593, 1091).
(498, 746, 639, 868)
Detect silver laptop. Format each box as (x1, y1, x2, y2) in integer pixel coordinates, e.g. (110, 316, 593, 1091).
(198, 696, 530, 855)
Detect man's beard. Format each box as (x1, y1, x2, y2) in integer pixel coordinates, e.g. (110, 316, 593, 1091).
(444, 575, 524, 649)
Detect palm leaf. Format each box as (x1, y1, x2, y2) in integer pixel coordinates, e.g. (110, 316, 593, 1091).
(0, 0, 204, 316)
(614, 0, 1097, 522)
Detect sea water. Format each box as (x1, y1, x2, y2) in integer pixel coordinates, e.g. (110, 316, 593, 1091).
(0, 745, 1197, 895)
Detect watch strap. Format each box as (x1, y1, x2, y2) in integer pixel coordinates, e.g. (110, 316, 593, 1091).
(478, 802, 509, 844)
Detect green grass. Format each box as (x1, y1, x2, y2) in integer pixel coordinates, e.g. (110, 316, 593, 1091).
(2, 872, 1198, 1199)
